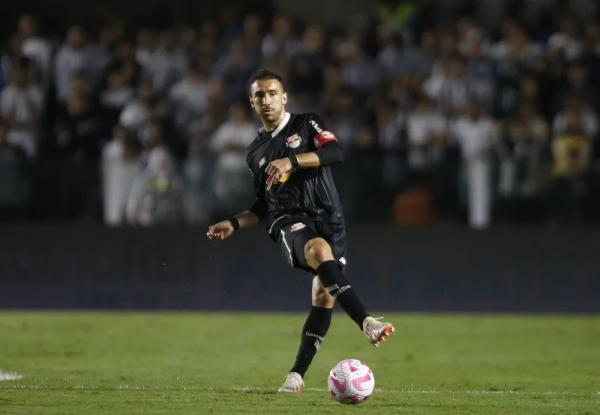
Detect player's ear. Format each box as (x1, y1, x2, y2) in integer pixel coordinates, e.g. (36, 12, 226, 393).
(249, 95, 255, 109)
(282, 91, 288, 105)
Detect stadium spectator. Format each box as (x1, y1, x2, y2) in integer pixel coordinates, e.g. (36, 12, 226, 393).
(242, 14, 265, 67)
(451, 100, 498, 229)
(141, 31, 186, 97)
(405, 93, 446, 176)
(549, 96, 596, 220)
(552, 95, 598, 140)
(55, 88, 102, 161)
(261, 15, 301, 78)
(0, 60, 43, 159)
(126, 131, 185, 226)
(85, 25, 116, 92)
(119, 79, 161, 144)
(209, 101, 256, 216)
(182, 139, 213, 224)
(213, 37, 255, 107)
(547, 17, 583, 63)
(335, 38, 378, 95)
(168, 60, 209, 145)
(375, 98, 405, 191)
(54, 26, 89, 103)
(0, 121, 31, 212)
(424, 54, 469, 116)
(100, 68, 134, 132)
(497, 101, 549, 200)
(17, 15, 51, 87)
(101, 124, 142, 226)
(462, 28, 495, 110)
(288, 24, 327, 110)
(134, 28, 157, 73)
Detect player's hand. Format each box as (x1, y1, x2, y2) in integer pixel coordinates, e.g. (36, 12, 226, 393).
(265, 158, 292, 191)
(206, 220, 235, 240)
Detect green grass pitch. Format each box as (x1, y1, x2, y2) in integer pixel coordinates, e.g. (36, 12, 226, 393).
(0, 312, 598, 414)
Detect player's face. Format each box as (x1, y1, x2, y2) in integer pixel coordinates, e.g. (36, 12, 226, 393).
(249, 79, 288, 125)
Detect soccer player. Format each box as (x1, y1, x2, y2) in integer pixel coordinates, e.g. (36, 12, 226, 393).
(207, 69, 394, 392)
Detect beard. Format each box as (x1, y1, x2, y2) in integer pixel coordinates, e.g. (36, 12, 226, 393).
(261, 108, 281, 122)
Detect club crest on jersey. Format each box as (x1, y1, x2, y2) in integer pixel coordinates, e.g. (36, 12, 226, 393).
(286, 134, 302, 149)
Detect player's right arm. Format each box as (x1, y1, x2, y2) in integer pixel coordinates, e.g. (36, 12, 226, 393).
(206, 210, 259, 240)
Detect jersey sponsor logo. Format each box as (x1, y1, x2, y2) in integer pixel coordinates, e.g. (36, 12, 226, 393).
(259, 157, 266, 168)
(286, 133, 302, 148)
(290, 222, 306, 232)
(314, 130, 337, 148)
(279, 172, 291, 183)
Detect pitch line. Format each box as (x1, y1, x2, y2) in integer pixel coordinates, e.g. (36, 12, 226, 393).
(1, 384, 597, 397)
(0, 371, 23, 382)
(235, 386, 598, 397)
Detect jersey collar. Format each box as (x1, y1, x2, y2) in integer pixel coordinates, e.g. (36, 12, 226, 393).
(260, 112, 290, 138)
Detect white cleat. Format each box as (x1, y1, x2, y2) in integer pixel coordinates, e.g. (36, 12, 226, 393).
(362, 316, 395, 347)
(277, 372, 304, 393)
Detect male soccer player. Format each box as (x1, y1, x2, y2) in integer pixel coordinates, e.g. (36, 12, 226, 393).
(207, 69, 394, 392)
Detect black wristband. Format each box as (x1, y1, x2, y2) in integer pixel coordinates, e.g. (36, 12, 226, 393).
(288, 153, 299, 170)
(229, 217, 240, 230)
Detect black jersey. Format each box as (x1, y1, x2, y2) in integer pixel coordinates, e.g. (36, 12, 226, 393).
(246, 112, 346, 241)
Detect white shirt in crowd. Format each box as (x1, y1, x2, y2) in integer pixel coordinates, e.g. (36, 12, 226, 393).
(54, 44, 87, 102)
(451, 115, 498, 229)
(0, 83, 43, 158)
(101, 138, 141, 226)
(21, 37, 52, 84)
(406, 110, 446, 169)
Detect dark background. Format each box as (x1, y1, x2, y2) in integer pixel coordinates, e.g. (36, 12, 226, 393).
(2, 224, 598, 311)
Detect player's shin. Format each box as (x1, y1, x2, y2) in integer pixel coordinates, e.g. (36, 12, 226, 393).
(316, 261, 369, 329)
(290, 306, 332, 376)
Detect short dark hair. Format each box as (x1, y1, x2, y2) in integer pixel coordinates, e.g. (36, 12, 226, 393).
(248, 68, 285, 92)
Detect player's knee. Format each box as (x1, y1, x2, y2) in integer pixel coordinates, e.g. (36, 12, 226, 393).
(312, 289, 335, 308)
(304, 238, 333, 268)
(312, 277, 335, 308)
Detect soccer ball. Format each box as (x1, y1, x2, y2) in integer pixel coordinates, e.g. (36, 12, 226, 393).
(327, 359, 375, 404)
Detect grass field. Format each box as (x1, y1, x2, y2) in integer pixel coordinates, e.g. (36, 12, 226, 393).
(0, 312, 599, 414)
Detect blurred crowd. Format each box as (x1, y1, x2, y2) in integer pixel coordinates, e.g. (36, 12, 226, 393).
(1, 9, 600, 228)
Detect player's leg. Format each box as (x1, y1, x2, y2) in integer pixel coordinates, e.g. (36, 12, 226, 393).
(279, 278, 333, 392)
(291, 278, 334, 373)
(304, 237, 394, 345)
(278, 223, 335, 392)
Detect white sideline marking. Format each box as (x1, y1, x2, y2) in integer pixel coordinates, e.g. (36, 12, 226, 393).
(0, 383, 597, 398)
(0, 371, 23, 382)
(234, 386, 597, 397)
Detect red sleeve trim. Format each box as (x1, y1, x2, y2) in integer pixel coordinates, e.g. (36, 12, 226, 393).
(314, 130, 338, 149)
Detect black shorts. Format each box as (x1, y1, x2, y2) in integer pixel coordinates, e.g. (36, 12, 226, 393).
(276, 217, 346, 273)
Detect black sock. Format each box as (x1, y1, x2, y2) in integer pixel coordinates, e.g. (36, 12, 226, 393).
(291, 306, 332, 377)
(316, 260, 369, 329)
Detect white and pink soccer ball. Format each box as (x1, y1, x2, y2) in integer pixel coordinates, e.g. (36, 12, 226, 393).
(327, 359, 375, 404)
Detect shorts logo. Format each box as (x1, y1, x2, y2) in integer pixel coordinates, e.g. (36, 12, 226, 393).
(259, 157, 266, 168)
(290, 222, 306, 232)
(286, 134, 302, 148)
